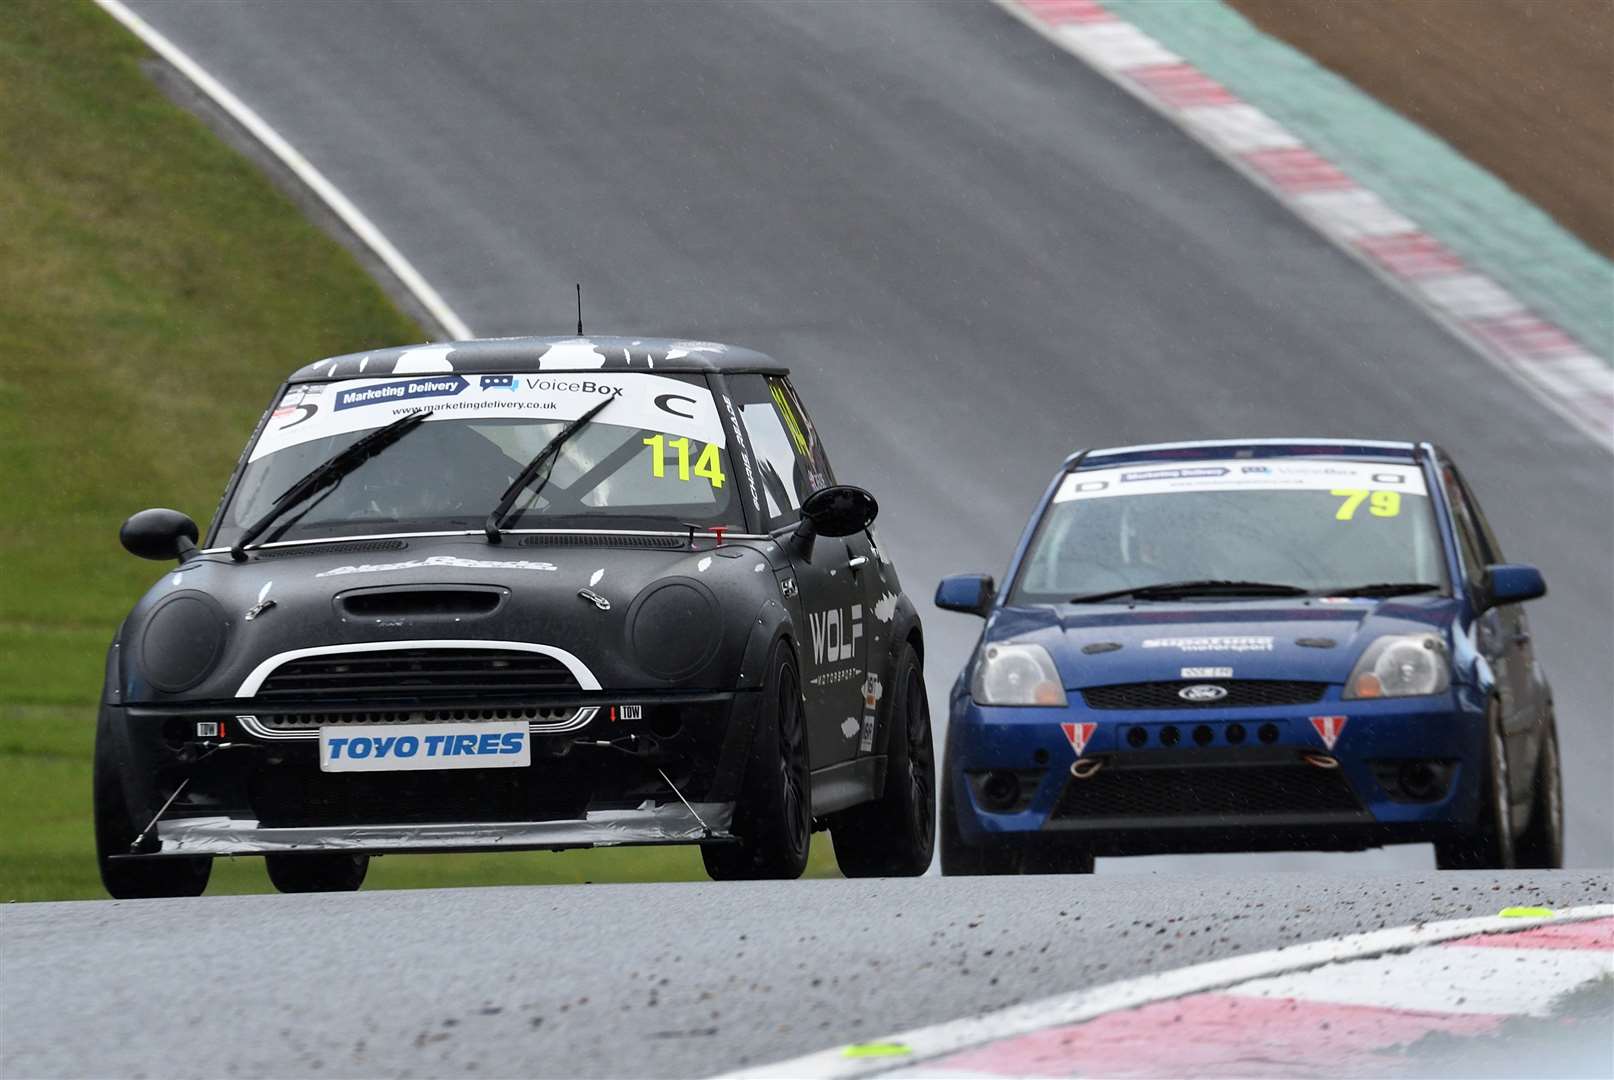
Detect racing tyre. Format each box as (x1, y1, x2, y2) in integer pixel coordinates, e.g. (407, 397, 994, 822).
(703, 642, 812, 880)
(1021, 843, 1095, 875)
(830, 644, 936, 877)
(94, 715, 211, 899)
(1436, 703, 1516, 870)
(265, 853, 370, 893)
(939, 773, 1020, 876)
(1514, 711, 1564, 869)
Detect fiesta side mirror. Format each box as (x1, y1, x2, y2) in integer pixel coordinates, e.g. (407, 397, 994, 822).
(936, 574, 996, 617)
(120, 508, 200, 563)
(800, 485, 879, 539)
(1481, 563, 1546, 610)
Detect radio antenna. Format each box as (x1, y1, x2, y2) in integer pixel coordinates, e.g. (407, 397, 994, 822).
(575, 283, 583, 335)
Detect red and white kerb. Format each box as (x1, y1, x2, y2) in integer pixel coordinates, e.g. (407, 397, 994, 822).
(1002, 0, 1613, 450)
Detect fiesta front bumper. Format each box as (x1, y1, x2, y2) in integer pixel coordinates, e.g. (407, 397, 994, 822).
(946, 686, 1489, 856)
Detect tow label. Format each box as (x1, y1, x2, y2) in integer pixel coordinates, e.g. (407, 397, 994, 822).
(1309, 715, 1348, 751)
(1061, 722, 1097, 757)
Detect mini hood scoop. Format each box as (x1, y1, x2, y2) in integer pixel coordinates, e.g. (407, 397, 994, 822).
(336, 585, 507, 621)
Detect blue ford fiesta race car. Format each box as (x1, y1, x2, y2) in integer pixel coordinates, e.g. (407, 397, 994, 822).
(936, 439, 1563, 875)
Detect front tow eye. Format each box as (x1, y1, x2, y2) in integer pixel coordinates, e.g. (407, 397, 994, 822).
(1302, 753, 1340, 770)
(1070, 757, 1105, 780)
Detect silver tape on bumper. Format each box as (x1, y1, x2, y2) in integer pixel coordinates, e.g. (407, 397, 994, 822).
(155, 803, 734, 854)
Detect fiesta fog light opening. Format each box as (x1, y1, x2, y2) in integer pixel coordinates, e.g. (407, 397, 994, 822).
(980, 770, 1021, 811)
(1192, 724, 1214, 746)
(1159, 725, 1181, 747)
(1126, 726, 1148, 748)
(1226, 722, 1246, 744)
(1257, 722, 1280, 744)
(1400, 761, 1440, 800)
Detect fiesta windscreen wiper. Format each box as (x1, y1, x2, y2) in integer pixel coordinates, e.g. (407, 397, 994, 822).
(231, 408, 434, 561)
(484, 394, 615, 543)
(1071, 579, 1312, 604)
(1323, 582, 1443, 598)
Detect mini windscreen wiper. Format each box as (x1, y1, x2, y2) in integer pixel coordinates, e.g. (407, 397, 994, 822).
(231, 409, 433, 561)
(1322, 582, 1444, 598)
(484, 394, 615, 543)
(1071, 579, 1312, 604)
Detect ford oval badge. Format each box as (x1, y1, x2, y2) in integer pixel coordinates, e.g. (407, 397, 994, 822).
(1179, 684, 1228, 702)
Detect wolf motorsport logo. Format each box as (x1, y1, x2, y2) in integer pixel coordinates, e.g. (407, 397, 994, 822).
(810, 604, 864, 665)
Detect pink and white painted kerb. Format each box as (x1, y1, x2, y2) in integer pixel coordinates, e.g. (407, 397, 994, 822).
(730, 906, 1613, 1079)
(999, 0, 1614, 451)
(907, 915, 1614, 1077)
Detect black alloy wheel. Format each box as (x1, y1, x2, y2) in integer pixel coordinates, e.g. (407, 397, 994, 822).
(1436, 702, 1516, 870)
(1514, 710, 1565, 869)
(93, 714, 211, 899)
(831, 644, 937, 877)
(703, 642, 812, 880)
(1020, 842, 1096, 875)
(265, 853, 370, 893)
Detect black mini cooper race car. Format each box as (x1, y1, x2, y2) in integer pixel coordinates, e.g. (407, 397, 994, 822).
(97, 337, 934, 896)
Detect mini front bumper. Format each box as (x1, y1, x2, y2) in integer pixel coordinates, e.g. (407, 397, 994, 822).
(100, 688, 761, 857)
(118, 803, 736, 858)
(946, 686, 1489, 856)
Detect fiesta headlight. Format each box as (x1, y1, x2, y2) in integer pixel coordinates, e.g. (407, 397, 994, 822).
(1344, 634, 1450, 699)
(971, 643, 1067, 707)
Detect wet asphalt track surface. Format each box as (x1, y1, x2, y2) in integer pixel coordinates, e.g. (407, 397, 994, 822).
(4, 873, 1611, 1078)
(7, 1, 1611, 1076)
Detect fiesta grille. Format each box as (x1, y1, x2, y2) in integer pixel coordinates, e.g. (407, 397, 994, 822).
(520, 534, 685, 549)
(252, 539, 408, 560)
(1080, 680, 1326, 710)
(1049, 763, 1361, 820)
(255, 649, 580, 701)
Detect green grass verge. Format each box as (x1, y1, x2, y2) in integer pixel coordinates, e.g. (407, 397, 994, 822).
(0, 1, 842, 900)
(1, 704, 837, 902)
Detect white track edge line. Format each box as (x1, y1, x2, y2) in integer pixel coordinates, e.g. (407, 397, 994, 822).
(990, 0, 1612, 454)
(94, 0, 475, 342)
(724, 904, 1614, 1079)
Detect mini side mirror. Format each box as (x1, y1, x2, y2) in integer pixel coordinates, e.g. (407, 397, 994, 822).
(1481, 563, 1546, 610)
(936, 574, 996, 617)
(120, 508, 200, 563)
(800, 485, 879, 539)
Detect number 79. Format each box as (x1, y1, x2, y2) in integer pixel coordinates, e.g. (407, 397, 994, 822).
(1331, 489, 1400, 520)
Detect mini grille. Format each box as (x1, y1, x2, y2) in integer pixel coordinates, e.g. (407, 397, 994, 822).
(1081, 680, 1326, 710)
(1050, 764, 1361, 820)
(257, 706, 582, 731)
(520, 534, 685, 549)
(253, 539, 408, 560)
(255, 649, 579, 701)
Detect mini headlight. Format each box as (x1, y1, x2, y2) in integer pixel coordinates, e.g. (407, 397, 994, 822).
(971, 643, 1068, 707)
(1344, 634, 1450, 699)
(138, 591, 227, 693)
